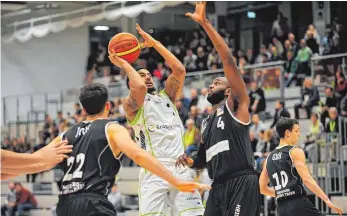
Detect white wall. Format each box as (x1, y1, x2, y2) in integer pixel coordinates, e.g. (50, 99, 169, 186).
(1, 25, 89, 97)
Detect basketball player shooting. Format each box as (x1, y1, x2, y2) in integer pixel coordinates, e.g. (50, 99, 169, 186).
(176, 2, 260, 215)
(108, 24, 205, 216)
(55, 83, 210, 216)
(1, 141, 72, 180)
(260, 117, 342, 216)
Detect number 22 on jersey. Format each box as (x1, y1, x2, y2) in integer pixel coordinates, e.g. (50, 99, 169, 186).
(62, 153, 86, 182)
(217, 117, 225, 130)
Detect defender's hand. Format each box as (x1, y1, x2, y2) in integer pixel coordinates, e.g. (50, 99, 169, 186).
(174, 180, 211, 193)
(35, 140, 73, 168)
(136, 23, 157, 48)
(186, 2, 208, 24)
(108, 52, 128, 68)
(176, 154, 194, 167)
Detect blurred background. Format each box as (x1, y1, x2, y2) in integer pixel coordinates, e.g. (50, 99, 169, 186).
(1, 1, 347, 216)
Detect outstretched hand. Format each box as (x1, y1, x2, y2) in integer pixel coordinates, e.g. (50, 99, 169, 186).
(35, 140, 73, 169)
(174, 180, 211, 193)
(136, 23, 157, 48)
(186, 1, 208, 24)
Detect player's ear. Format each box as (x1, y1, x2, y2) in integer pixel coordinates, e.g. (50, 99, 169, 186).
(105, 101, 111, 111)
(225, 87, 231, 97)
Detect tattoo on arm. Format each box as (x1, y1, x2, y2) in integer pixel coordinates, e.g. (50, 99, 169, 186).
(166, 76, 181, 97)
(126, 96, 139, 110)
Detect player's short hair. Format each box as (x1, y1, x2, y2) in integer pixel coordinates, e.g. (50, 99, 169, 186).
(276, 117, 299, 138)
(279, 100, 285, 107)
(79, 83, 108, 115)
(126, 67, 147, 89)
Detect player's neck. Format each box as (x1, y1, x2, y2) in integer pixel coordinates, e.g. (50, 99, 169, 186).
(279, 138, 294, 147)
(85, 114, 107, 122)
(212, 99, 227, 111)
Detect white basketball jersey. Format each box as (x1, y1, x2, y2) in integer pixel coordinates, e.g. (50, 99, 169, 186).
(129, 91, 185, 159)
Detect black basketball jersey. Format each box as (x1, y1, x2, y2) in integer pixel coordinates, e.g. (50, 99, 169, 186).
(266, 145, 306, 200)
(59, 119, 121, 196)
(201, 102, 255, 180)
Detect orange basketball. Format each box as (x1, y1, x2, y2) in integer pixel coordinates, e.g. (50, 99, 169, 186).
(108, 33, 141, 64)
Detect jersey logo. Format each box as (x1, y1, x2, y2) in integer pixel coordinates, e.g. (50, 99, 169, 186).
(217, 107, 224, 116)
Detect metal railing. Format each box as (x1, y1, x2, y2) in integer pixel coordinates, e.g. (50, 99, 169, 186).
(311, 53, 347, 85)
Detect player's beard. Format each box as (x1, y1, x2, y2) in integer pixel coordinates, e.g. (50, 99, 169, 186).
(207, 89, 226, 105)
(147, 87, 156, 94)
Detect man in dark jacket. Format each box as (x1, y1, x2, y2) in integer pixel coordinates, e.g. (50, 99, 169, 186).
(270, 100, 291, 128)
(249, 81, 266, 114)
(294, 78, 320, 119)
(320, 86, 338, 126)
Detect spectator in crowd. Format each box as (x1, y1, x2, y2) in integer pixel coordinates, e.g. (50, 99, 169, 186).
(305, 24, 321, 45)
(270, 100, 291, 129)
(255, 44, 270, 64)
(320, 86, 338, 126)
(305, 31, 319, 54)
(74, 103, 82, 115)
(207, 48, 220, 69)
(1, 181, 16, 216)
(55, 111, 65, 127)
(295, 39, 313, 77)
(304, 112, 325, 162)
(14, 183, 37, 216)
(107, 184, 123, 212)
(341, 94, 347, 117)
(1, 138, 11, 150)
(196, 88, 210, 113)
(153, 62, 165, 87)
(271, 12, 289, 42)
(283, 40, 293, 60)
(249, 81, 266, 114)
(183, 119, 198, 148)
(189, 89, 199, 109)
(189, 106, 203, 129)
(175, 100, 189, 125)
(16, 136, 30, 153)
(250, 114, 266, 142)
(335, 72, 347, 108)
(294, 78, 320, 119)
(321, 28, 334, 56)
(272, 37, 284, 57)
(269, 45, 282, 61)
(325, 107, 339, 133)
(284, 51, 298, 87)
(183, 49, 197, 72)
(288, 33, 299, 56)
(246, 48, 255, 64)
(196, 47, 208, 71)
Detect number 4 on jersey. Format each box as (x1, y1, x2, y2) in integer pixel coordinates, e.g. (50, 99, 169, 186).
(217, 117, 225, 130)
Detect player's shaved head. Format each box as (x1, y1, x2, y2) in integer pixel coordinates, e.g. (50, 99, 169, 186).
(207, 76, 231, 105)
(214, 77, 230, 86)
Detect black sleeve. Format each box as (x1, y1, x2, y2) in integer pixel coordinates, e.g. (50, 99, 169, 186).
(190, 143, 206, 169)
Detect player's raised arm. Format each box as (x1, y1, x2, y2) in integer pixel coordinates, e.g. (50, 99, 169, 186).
(1, 139, 72, 178)
(187, 2, 250, 122)
(136, 24, 186, 102)
(109, 53, 147, 122)
(259, 159, 276, 197)
(291, 148, 343, 215)
(106, 123, 210, 192)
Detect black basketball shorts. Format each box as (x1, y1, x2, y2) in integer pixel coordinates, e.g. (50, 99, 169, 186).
(204, 172, 260, 216)
(56, 193, 117, 216)
(277, 196, 325, 216)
